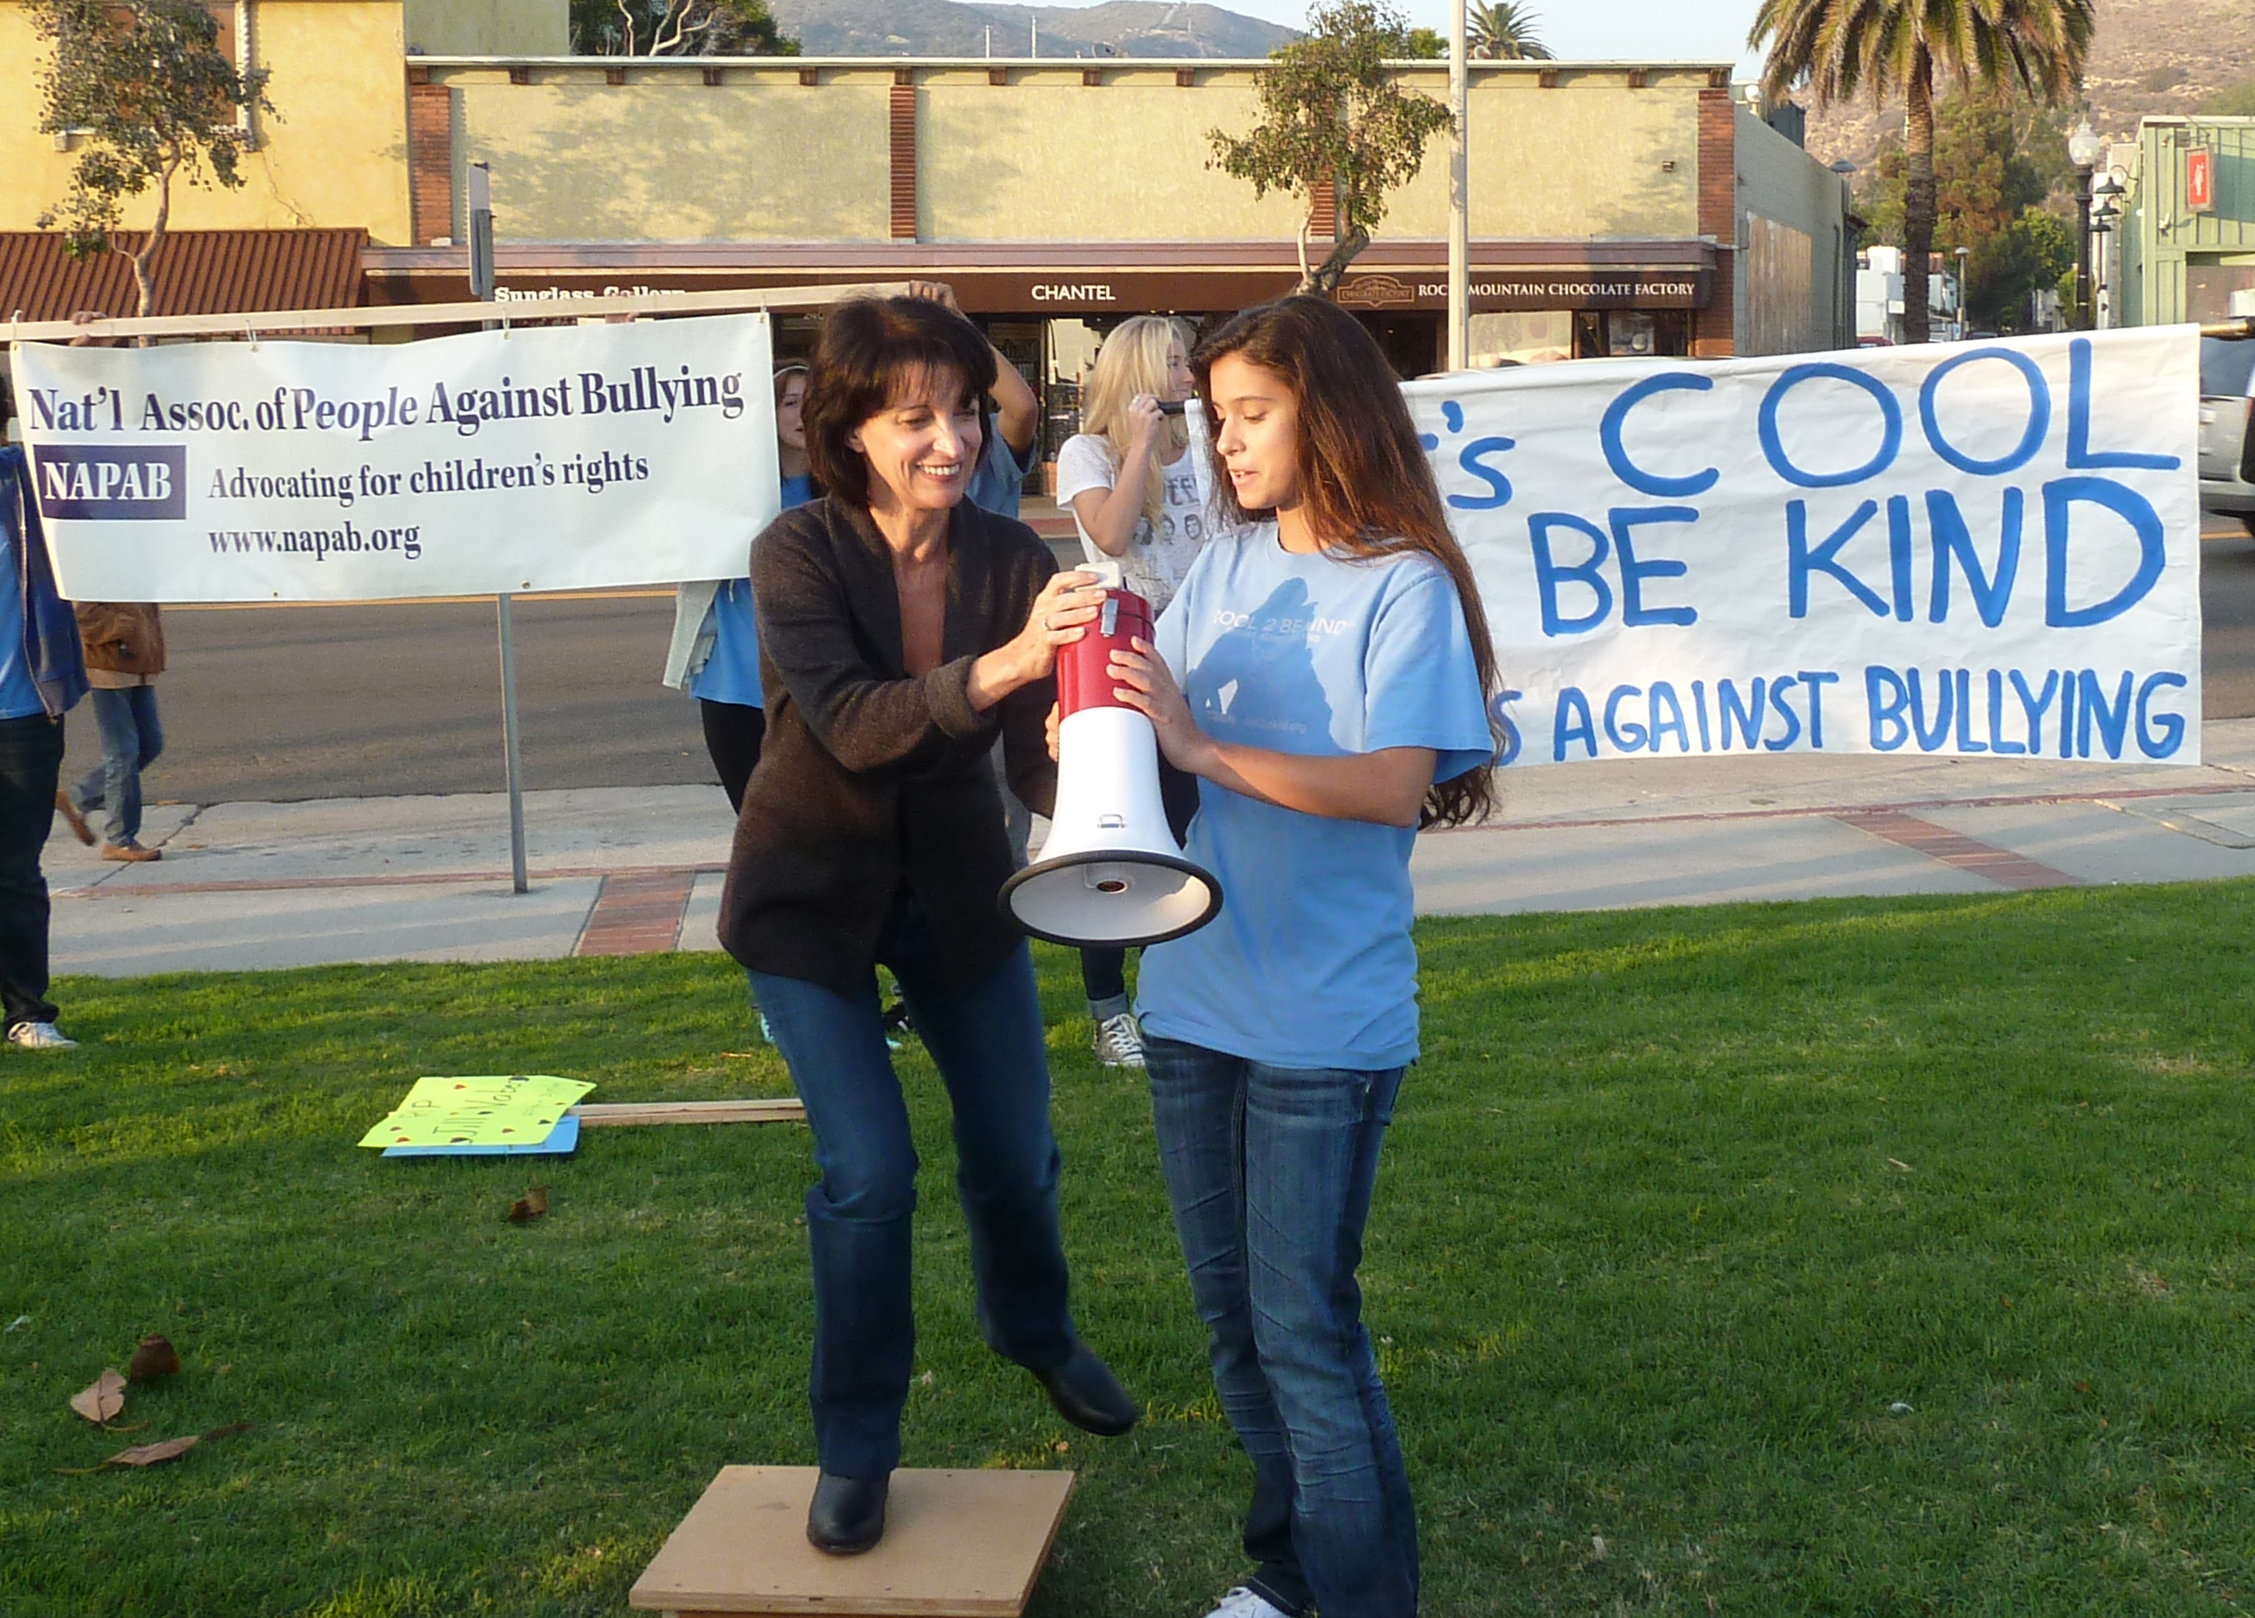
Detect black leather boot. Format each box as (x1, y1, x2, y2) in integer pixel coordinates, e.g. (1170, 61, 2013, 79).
(1033, 1344, 1139, 1437)
(806, 1470, 888, 1554)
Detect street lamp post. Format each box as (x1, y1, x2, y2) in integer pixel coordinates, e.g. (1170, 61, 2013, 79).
(1953, 244, 1969, 339)
(2090, 170, 2125, 330)
(2068, 118, 2104, 331)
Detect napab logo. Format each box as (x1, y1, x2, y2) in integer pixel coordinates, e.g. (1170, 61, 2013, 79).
(30, 446, 187, 521)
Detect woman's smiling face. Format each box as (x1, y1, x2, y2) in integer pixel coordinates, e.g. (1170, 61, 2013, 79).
(1207, 353, 1301, 514)
(847, 365, 983, 516)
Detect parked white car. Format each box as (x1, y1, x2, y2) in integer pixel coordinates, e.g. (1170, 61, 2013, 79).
(2200, 335, 2255, 535)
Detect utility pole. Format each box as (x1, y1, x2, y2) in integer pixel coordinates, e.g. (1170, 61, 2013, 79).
(1447, 0, 1468, 371)
(467, 160, 529, 896)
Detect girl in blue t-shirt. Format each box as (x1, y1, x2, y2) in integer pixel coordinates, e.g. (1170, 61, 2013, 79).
(1107, 298, 1500, 1618)
(668, 363, 814, 810)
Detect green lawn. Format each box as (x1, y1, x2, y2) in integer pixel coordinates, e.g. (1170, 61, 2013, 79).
(5, 885, 2255, 1616)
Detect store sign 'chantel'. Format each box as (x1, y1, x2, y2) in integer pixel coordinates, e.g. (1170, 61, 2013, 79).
(1405, 327, 2202, 768)
(9, 313, 778, 602)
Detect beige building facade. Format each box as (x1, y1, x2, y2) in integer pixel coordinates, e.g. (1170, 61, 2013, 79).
(2, 0, 1851, 387)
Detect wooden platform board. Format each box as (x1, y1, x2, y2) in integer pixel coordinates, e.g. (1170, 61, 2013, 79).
(628, 1465, 1075, 1617)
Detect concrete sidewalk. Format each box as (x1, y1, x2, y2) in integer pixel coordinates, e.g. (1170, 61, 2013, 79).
(47, 721, 2255, 977)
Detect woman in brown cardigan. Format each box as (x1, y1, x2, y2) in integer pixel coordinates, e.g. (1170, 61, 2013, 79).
(720, 296, 1137, 1555)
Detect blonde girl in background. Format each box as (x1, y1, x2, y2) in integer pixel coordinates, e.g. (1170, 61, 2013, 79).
(1051, 316, 1208, 1069)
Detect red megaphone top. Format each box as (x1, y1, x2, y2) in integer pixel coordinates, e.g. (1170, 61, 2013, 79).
(1055, 587, 1154, 719)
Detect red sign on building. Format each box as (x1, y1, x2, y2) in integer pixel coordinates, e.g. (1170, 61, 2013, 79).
(2188, 149, 2215, 212)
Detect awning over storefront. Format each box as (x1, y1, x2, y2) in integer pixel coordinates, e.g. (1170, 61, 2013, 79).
(363, 239, 1717, 317)
(0, 229, 367, 322)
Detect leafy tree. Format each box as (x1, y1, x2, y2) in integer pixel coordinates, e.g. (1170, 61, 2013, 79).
(1752, 0, 2092, 342)
(28, 0, 273, 320)
(1468, 1, 1553, 61)
(1207, 0, 1453, 297)
(1401, 26, 1448, 59)
(569, 0, 798, 56)
(2205, 79, 2255, 116)
(1856, 87, 2074, 329)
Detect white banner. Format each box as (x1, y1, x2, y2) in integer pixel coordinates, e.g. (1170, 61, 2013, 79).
(1401, 328, 2202, 768)
(9, 313, 777, 601)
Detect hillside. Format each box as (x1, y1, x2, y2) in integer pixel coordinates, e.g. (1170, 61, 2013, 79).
(1804, 0, 2255, 170)
(769, 0, 1298, 58)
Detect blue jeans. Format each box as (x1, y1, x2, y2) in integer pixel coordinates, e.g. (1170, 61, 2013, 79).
(73, 685, 162, 845)
(1144, 1035, 1417, 1618)
(748, 898, 1079, 1481)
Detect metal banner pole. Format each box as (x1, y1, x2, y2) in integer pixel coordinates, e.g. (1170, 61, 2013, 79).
(467, 160, 529, 894)
(496, 592, 529, 894)
(1447, 0, 1469, 372)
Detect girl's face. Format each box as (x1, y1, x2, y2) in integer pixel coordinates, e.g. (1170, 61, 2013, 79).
(846, 365, 982, 515)
(776, 373, 807, 452)
(1159, 338, 1194, 404)
(1207, 353, 1302, 513)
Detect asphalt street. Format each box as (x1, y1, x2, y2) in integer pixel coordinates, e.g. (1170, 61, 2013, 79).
(63, 590, 711, 808)
(61, 520, 2255, 807)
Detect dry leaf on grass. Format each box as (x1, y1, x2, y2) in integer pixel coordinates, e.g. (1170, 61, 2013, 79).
(127, 1334, 181, 1382)
(69, 1369, 126, 1425)
(507, 1185, 549, 1224)
(58, 1422, 252, 1474)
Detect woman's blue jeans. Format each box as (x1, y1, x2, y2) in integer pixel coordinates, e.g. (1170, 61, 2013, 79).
(1143, 1034, 1418, 1618)
(748, 902, 1079, 1481)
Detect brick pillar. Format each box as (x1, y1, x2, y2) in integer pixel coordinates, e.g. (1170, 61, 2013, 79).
(408, 79, 453, 247)
(889, 81, 917, 241)
(1694, 88, 1736, 358)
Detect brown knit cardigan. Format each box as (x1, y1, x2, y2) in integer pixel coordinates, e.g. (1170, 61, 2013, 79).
(718, 496, 1060, 997)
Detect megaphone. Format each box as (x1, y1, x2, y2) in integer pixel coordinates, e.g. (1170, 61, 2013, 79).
(1001, 580, 1222, 948)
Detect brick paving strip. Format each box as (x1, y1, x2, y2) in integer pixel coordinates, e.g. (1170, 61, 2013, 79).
(1830, 810, 2081, 890)
(573, 869, 701, 956)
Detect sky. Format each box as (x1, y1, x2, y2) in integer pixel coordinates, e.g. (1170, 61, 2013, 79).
(1216, 0, 1771, 80)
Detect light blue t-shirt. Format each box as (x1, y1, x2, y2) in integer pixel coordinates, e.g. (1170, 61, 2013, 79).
(964, 433, 1034, 520)
(1135, 525, 1493, 1071)
(691, 473, 814, 709)
(0, 514, 42, 720)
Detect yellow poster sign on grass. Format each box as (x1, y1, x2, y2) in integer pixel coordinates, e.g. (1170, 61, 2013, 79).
(358, 1075, 596, 1149)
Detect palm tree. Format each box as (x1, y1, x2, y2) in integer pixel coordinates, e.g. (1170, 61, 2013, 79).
(1750, 0, 2091, 343)
(1467, 1, 1552, 61)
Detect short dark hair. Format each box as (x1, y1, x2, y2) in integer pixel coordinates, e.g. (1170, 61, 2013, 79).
(803, 297, 996, 510)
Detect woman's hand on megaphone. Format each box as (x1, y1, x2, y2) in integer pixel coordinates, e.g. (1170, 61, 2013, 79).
(1109, 637, 1208, 775)
(974, 571, 1107, 711)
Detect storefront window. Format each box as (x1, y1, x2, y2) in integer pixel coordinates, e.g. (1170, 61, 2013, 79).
(1470, 312, 1573, 366)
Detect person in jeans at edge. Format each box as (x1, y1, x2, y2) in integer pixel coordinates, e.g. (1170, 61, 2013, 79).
(1052, 315, 1209, 1067)
(0, 440, 92, 1051)
(718, 295, 1136, 1556)
(62, 601, 165, 863)
(1102, 297, 1500, 1618)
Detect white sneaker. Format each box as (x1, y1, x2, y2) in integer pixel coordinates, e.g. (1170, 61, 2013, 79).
(7, 1021, 77, 1050)
(1092, 1011, 1146, 1068)
(1207, 1589, 1291, 1618)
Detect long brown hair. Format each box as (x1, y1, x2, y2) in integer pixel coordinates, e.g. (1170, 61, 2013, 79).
(1193, 296, 1500, 827)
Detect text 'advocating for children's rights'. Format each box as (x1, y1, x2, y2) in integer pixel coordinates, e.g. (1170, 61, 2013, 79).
(10, 313, 778, 602)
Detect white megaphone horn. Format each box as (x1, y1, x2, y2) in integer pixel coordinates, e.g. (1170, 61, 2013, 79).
(1002, 575, 1222, 948)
